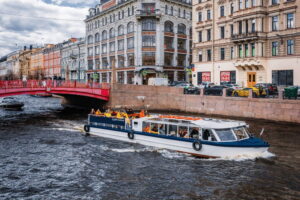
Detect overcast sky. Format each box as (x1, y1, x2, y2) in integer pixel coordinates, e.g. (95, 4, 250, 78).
(0, 0, 99, 57)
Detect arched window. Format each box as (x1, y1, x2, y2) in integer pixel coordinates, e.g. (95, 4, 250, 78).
(127, 22, 134, 33)
(109, 28, 115, 38)
(95, 33, 100, 42)
(164, 21, 174, 33)
(102, 30, 107, 40)
(178, 23, 186, 35)
(118, 25, 124, 36)
(88, 35, 93, 44)
(142, 19, 156, 31)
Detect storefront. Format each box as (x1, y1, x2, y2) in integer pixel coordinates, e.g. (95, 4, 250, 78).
(197, 72, 211, 84)
(220, 71, 236, 84)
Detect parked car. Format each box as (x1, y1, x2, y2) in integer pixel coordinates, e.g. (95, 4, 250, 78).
(224, 83, 241, 90)
(169, 81, 187, 87)
(204, 85, 233, 96)
(232, 87, 267, 97)
(254, 83, 278, 95)
(198, 82, 215, 89)
(175, 83, 200, 94)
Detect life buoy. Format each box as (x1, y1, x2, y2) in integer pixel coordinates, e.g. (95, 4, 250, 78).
(193, 140, 202, 151)
(84, 125, 90, 133)
(128, 131, 134, 140)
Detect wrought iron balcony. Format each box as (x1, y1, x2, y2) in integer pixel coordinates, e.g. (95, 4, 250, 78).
(231, 32, 261, 42)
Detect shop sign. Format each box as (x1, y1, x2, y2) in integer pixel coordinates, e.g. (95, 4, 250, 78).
(202, 72, 211, 82)
(220, 71, 230, 82)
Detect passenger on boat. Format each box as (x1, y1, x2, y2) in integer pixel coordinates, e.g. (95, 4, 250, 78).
(159, 124, 165, 135)
(139, 110, 145, 118)
(151, 124, 158, 134)
(179, 128, 188, 138)
(90, 109, 96, 115)
(95, 109, 102, 115)
(202, 129, 217, 141)
(143, 125, 150, 132)
(190, 128, 199, 139)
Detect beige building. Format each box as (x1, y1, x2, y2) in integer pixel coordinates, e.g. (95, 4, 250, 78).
(192, 0, 300, 87)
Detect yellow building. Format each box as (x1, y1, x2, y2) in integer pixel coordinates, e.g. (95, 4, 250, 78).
(30, 48, 44, 79)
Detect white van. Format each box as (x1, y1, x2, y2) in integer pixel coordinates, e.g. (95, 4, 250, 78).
(148, 78, 168, 86)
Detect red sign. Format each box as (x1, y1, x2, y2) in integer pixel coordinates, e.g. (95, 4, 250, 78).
(220, 71, 230, 82)
(202, 72, 211, 82)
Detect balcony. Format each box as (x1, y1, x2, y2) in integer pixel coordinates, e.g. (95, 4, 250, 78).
(136, 9, 161, 20)
(231, 32, 265, 42)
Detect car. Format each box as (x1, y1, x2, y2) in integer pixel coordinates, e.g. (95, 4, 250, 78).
(224, 83, 241, 90)
(169, 81, 187, 87)
(298, 87, 300, 97)
(204, 85, 234, 96)
(254, 83, 278, 95)
(198, 82, 215, 89)
(232, 87, 267, 97)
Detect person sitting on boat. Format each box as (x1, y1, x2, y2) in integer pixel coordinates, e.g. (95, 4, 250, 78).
(150, 124, 158, 134)
(116, 112, 123, 119)
(159, 125, 165, 135)
(190, 128, 199, 139)
(143, 125, 150, 133)
(139, 110, 145, 118)
(127, 108, 134, 115)
(90, 109, 96, 115)
(104, 112, 111, 117)
(179, 129, 187, 138)
(95, 109, 102, 115)
(111, 109, 117, 116)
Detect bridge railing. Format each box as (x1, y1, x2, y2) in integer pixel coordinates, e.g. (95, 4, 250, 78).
(0, 80, 111, 90)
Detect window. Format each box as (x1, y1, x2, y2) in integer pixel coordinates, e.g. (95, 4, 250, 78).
(127, 53, 135, 66)
(118, 25, 124, 36)
(272, 16, 279, 31)
(102, 30, 107, 40)
(117, 71, 124, 83)
(88, 60, 93, 70)
(272, 0, 279, 5)
(95, 59, 100, 69)
(251, 19, 256, 32)
(198, 31, 202, 42)
(220, 6, 225, 17)
(109, 28, 115, 38)
(95, 33, 100, 42)
(142, 19, 156, 31)
(245, 44, 249, 57)
(252, 0, 256, 7)
(88, 47, 93, 56)
(165, 53, 173, 66)
(207, 10, 211, 20)
(170, 6, 173, 15)
(245, 0, 249, 8)
(127, 22, 134, 33)
(207, 49, 211, 61)
(230, 24, 234, 36)
(251, 43, 255, 57)
(142, 35, 156, 47)
(272, 41, 279, 56)
(177, 39, 186, 50)
(287, 40, 294, 55)
(238, 21, 243, 34)
(118, 39, 124, 51)
(220, 48, 225, 60)
(164, 21, 174, 33)
(165, 5, 168, 14)
(127, 37, 134, 49)
(220, 26, 225, 39)
(215, 129, 236, 141)
(239, 45, 243, 58)
(177, 54, 186, 67)
(198, 50, 203, 62)
(164, 37, 174, 49)
(102, 44, 107, 54)
(287, 13, 294, 29)
(178, 8, 181, 17)
(109, 42, 115, 52)
(230, 47, 234, 59)
(95, 46, 100, 55)
(230, 3, 234, 14)
(118, 55, 125, 68)
(142, 52, 155, 66)
(239, 0, 242, 9)
(207, 29, 211, 41)
(178, 24, 186, 34)
(272, 70, 293, 86)
(88, 35, 93, 44)
(198, 12, 202, 22)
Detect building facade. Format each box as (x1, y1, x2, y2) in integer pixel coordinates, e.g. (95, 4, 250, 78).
(43, 44, 62, 79)
(30, 48, 44, 79)
(61, 38, 86, 82)
(85, 0, 192, 85)
(192, 0, 300, 87)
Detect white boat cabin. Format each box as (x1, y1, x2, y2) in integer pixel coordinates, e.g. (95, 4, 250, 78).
(132, 116, 251, 142)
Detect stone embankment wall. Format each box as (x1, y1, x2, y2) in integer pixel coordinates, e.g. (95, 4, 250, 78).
(107, 84, 300, 124)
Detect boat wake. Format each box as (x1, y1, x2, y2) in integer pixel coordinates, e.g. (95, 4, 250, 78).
(204, 151, 276, 162)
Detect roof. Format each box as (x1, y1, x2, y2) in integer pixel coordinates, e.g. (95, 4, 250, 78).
(194, 118, 247, 129)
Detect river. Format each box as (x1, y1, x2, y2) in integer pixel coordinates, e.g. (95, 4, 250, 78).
(0, 96, 299, 200)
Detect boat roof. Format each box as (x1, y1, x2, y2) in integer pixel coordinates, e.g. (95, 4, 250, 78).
(134, 115, 247, 129)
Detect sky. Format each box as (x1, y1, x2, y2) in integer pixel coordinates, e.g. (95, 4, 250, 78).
(0, 0, 99, 57)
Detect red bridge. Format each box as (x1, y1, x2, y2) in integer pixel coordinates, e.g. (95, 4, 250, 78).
(0, 80, 110, 101)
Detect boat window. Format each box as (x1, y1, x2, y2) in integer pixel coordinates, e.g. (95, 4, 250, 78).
(142, 122, 150, 132)
(189, 127, 200, 139)
(233, 127, 249, 140)
(158, 124, 167, 135)
(168, 124, 177, 136)
(150, 123, 159, 134)
(214, 129, 236, 141)
(178, 126, 188, 138)
(202, 129, 217, 141)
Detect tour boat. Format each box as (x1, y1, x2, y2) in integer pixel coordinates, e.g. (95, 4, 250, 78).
(84, 113, 269, 158)
(0, 97, 24, 110)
